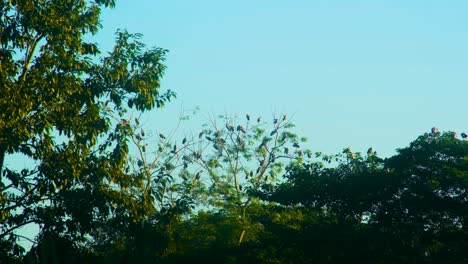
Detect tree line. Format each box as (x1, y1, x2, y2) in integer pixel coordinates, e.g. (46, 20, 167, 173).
(1, 1, 467, 263)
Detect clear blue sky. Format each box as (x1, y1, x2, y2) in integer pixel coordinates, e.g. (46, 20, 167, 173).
(97, 0, 468, 157)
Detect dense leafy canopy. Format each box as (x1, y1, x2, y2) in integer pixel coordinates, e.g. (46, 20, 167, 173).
(0, 0, 173, 261)
(1, 1, 466, 263)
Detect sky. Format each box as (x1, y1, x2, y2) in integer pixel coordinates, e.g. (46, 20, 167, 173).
(95, 0, 468, 157)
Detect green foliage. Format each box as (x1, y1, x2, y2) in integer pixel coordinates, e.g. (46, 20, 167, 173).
(264, 131, 468, 263)
(0, 0, 173, 259)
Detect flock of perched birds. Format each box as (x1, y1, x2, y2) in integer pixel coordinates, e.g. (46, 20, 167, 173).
(432, 127, 467, 139)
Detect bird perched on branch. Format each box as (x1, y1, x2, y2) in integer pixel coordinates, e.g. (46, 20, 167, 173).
(237, 125, 246, 133)
(226, 123, 234, 132)
(461, 132, 467, 139)
(431, 127, 439, 134)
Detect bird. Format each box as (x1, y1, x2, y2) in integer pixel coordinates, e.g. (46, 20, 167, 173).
(431, 127, 439, 134)
(120, 119, 129, 126)
(284, 147, 289, 154)
(137, 159, 143, 167)
(226, 123, 234, 132)
(195, 171, 202, 180)
(461, 132, 467, 139)
(282, 115, 288, 121)
(273, 118, 278, 124)
(172, 143, 178, 153)
(141, 129, 145, 137)
(246, 114, 250, 121)
(237, 125, 246, 133)
(182, 137, 187, 144)
(159, 133, 166, 140)
(198, 131, 203, 139)
(367, 147, 374, 156)
(257, 117, 262, 123)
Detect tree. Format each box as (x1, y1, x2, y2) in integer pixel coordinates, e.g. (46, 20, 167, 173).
(183, 114, 310, 244)
(0, 0, 174, 258)
(264, 130, 468, 263)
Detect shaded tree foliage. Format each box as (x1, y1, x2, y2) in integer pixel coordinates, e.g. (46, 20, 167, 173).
(263, 131, 468, 263)
(0, 0, 173, 260)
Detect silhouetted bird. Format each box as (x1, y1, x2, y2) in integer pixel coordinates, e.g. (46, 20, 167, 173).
(462, 132, 467, 139)
(198, 132, 203, 138)
(237, 125, 246, 133)
(283, 115, 288, 121)
(246, 114, 250, 121)
(135, 134, 143, 141)
(141, 129, 145, 137)
(273, 118, 278, 124)
(159, 133, 166, 139)
(257, 117, 262, 123)
(182, 137, 187, 144)
(226, 123, 234, 132)
(367, 147, 374, 155)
